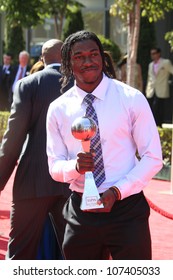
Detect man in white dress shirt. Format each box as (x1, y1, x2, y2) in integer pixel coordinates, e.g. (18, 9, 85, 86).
(46, 31, 163, 260)
(146, 47, 173, 126)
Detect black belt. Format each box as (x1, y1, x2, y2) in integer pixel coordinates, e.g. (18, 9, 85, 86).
(74, 191, 83, 197)
(73, 191, 103, 197)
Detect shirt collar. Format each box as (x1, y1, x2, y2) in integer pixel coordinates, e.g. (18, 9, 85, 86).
(3, 65, 10, 69)
(74, 73, 110, 105)
(46, 63, 61, 68)
(20, 65, 26, 70)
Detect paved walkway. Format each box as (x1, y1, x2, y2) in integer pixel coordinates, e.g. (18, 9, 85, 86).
(0, 169, 173, 260)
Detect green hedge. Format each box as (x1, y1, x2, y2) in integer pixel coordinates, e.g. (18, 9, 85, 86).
(0, 111, 10, 143)
(158, 127, 172, 165)
(0, 113, 172, 165)
(98, 35, 122, 64)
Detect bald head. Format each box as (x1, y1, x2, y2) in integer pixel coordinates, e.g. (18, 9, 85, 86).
(42, 39, 63, 66)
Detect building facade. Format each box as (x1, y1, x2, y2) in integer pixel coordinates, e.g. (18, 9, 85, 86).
(30, 0, 127, 55)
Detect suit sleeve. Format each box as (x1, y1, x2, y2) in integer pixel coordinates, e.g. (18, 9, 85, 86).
(0, 79, 33, 191)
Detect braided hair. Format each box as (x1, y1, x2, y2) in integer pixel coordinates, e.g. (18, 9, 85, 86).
(60, 30, 114, 93)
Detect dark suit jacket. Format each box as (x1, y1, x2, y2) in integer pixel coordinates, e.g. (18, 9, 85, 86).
(0, 66, 70, 201)
(11, 64, 31, 80)
(0, 65, 14, 110)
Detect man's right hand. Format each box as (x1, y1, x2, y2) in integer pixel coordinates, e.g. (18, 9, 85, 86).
(76, 151, 95, 174)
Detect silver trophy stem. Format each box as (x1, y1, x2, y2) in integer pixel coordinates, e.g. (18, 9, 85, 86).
(81, 140, 90, 153)
(71, 116, 104, 210)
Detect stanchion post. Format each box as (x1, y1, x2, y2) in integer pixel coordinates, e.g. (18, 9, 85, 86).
(162, 123, 173, 194)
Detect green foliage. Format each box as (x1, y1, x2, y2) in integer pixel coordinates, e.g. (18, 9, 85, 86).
(158, 127, 172, 165)
(110, 1, 134, 20)
(0, 0, 84, 48)
(0, 0, 46, 28)
(110, 0, 173, 23)
(137, 17, 156, 87)
(0, 0, 84, 59)
(0, 111, 10, 143)
(43, 0, 83, 16)
(97, 35, 122, 64)
(165, 31, 173, 51)
(62, 6, 84, 40)
(141, 0, 173, 22)
(5, 24, 25, 64)
(0, 0, 83, 29)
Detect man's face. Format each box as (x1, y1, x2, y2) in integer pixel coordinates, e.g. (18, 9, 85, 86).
(3, 55, 12, 66)
(70, 39, 103, 92)
(19, 54, 29, 67)
(150, 49, 160, 62)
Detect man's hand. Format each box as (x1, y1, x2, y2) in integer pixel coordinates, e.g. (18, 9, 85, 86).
(76, 151, 95, 174)
(97, 189, 116, 212)
(84, 189, 116, 213)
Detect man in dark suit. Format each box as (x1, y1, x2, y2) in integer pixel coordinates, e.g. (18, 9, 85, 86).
(9, 50, 31, 105)
(0, 53, 13, 111)
(0, 39, 71, 259)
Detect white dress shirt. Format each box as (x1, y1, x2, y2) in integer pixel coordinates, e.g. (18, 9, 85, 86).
(3, 65, 10, 74)
(12, 65, 27, 92)
(153, 59, 160, 75)
(46, 74, 163, 200)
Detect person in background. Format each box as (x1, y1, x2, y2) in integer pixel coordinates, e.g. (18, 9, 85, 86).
(145, 47, 173, 127)
(0, 39, 71, 259)
(9, 50, 31, 104)
(46, 30, 163, 260)
(29, 60, 44, 74)
(0, 53, 13, 111)
(29, 58, 64, 260)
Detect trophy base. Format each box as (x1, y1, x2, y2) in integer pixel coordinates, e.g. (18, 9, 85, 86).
(80, 172, 104, 210)
(80, 193, 104, 210)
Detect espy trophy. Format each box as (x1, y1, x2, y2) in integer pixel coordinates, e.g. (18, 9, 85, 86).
(71, 116, 104, 210)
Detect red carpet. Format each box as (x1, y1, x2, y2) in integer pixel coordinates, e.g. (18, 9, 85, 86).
(0, 168, 173, 260)
(0, 169, 14, 260)
(144, 179, 173, 260)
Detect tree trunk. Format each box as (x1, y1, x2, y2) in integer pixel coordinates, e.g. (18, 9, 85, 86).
(59, 14, 64, 40)
(54, 14, 60, 38)
(53, 0, 69, 39)
(126, 0, 141, 88)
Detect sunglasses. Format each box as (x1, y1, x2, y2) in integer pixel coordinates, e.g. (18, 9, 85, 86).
(151, 52, 158, 55)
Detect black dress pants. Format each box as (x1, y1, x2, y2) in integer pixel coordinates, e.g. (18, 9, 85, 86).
(147, 94, 168, 126)
(6, 195, 68, 259)
(62, 191, 151, 260)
